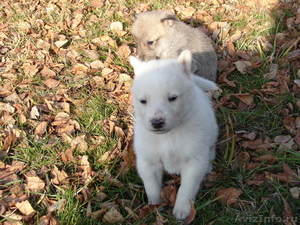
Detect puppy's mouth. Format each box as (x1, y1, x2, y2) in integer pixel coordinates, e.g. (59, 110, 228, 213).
(148, 128, 169, 134)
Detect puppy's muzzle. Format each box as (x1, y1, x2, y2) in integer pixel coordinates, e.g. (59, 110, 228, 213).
(151, 118, 165, 129)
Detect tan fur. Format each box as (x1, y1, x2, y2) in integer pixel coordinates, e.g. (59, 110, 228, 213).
(132, 11, 218, 81)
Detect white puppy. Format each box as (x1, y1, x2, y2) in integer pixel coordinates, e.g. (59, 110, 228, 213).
(130, 50, 218, 220)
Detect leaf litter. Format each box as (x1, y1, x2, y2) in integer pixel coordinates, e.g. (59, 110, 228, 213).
(0, 0, 299, 224)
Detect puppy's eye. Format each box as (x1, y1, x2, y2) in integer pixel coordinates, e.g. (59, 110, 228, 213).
(140, 99, 147, 104)
(168, 96, 177, 102)
(147, 41, 154, 46)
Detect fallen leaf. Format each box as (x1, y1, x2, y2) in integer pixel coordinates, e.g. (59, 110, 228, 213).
(51, 165, 68, 185)
(247, 173, 267, 186)
(54, 40, 68, 48)
(25, 175, 45, 191)
(184, 201, 196, 225)
(15, 200, 36, 216)
(160, 185, 177, 206)
(282, 197, 296, 225)
(117, 44, 131, 59)
(39, 212, 61, 225)
(217, 187, 243, 206)
(290, 187, 300, 199)
(232, 93, 254, 106)
(91, 0, 104, 8)
(71, 134, 88, 152)
(218, 71, 236, 87)
(103, 207, 124, 224)
(61, 146, 76, 162)
(110, 21, 123, 31)
(234, 61, 252, 74)
(252, 154, 277, 164)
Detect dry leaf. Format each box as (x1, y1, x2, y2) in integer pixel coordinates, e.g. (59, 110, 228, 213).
(71, 134, 88, 152)
(39, 212, 61, 225)
(282, 197, 296, 225)
(91, 0, 104, 8)
(51, 165, 68, 185)
(160, 185, 177, 206)
(290, 187, 300, 199)
(217, 187, 243, 206)
(54, 40, 68, 48)
(15, 200, 36, 216)
(234, 61, 252, 74)
(110, 22, 123, 31)
(252, 154, 277, 164)
(43, 79, 60, 89)
(247, 173, 267, 186)
(103, 207, 124, 224)
(61, 146, 76, 162)
(25, 175, 45, 191)
(184, 201, 196, 225)
(117, 45, 131, 59)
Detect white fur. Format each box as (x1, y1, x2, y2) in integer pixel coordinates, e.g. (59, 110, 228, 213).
(130, 50, 218, 220)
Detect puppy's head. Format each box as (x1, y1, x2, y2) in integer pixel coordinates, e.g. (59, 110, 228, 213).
(130, 50, 194, 134)
(131, 11, 177, 61)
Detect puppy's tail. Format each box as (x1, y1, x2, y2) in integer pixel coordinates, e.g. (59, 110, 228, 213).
(192, 75, 218, 91)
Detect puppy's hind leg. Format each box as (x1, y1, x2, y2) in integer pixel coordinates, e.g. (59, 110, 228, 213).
(137, 159, 164, 205)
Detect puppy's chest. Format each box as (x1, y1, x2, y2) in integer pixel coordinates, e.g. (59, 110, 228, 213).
(160, 151, 188, 174)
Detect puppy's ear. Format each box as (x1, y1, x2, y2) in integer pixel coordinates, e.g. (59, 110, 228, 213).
(177, 50, 192, 76)
(129, 56, 142, 70)
(160, 12, 177, 27)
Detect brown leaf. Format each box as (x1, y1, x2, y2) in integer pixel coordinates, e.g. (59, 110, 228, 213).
(54, 40, 68, 48)
(71, 134, 88, 152)
(225, 40, 235, 57)
(234, 61, 252, 74)
(285, 50, 300, 59)
(252, 154, 277, 164)
(282, 197, 296, 225)
(22, 64, 39, 77)
(138, 204, 162, 220)
(180, 7, 196, 18)
(103, 207, 124, 224)
(80, 156, 92, 184)
(247, 173, 267, 186)
(51, 165, 68, 185)
(160, 185, 177, 206)
(34, 121, 48, 137)
(25, 175, 45, 192)
(218, 71, 236, 87)
(236, 50, 251, 60)
(15, 200, 36, 216)
(274, 135, 292, 143)
(283, 163, 299, 182)
(2, 128, 17, 151)
(232, 93, 254, 106)
(290, 187, 300, 199)
(61, 146, 76, 162)
(43, 79, 60, 89)
(232, 151, 250, 169)
(116, 45, 131, 59)
(204, 171, 226, 188)
(184, 201, 196, 225)
(90, 0, 104, 8)
(39, 212, 61, 225)
(217, 187, 243, 206)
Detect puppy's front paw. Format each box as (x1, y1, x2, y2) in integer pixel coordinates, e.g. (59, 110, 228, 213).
(172, 198, 191, 220)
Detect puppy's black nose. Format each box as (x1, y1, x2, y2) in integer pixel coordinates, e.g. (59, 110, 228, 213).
(152, 119, 164, 129)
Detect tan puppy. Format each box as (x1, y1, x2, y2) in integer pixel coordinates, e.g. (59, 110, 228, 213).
(132, 11, 218, 81)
